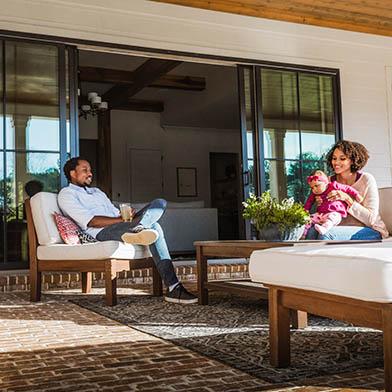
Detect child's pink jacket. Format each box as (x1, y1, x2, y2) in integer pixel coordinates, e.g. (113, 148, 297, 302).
(304, 181, 360, 217)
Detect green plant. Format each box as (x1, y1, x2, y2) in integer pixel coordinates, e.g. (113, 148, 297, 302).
(242, 191, 310, 233)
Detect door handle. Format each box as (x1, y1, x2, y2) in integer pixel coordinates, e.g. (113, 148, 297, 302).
(242, 171, 250, 186)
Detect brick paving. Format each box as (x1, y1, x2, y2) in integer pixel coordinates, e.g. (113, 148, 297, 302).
(0, 284, 385, 391)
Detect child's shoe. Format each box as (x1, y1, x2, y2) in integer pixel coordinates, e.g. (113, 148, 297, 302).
(314, 223, 330, 235)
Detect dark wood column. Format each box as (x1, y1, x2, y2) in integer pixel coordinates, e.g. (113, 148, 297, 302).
(97, 110, 112, 198)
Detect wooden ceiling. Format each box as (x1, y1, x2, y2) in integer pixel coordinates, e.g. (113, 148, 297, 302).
(151, 0, 392, 37)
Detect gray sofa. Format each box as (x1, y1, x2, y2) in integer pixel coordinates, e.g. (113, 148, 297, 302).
(122, 200, 219, 253)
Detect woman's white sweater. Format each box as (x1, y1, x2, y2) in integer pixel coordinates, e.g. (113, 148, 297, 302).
(342, 172, 389, 238)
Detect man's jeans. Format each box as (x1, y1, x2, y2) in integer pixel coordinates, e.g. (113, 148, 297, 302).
(96, 199, 178, 288)
(305, 225, 382, 240)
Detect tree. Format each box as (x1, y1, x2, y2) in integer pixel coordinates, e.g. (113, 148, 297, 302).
(287, 152, 327, 203)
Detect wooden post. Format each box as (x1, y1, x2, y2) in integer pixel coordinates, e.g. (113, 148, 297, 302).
(290, 309, 308, 329)
(196, 245, 208, 305)
(30, 265, 41, 302)
(105, 260, 117, 306)
(97, 110, 112, 198)
(151, 260, 163, 296)
(25, 199, 41, 302)
(81, 272, 92, 293)
(269, 287, 291, 367)
(382, 305, 392, 392)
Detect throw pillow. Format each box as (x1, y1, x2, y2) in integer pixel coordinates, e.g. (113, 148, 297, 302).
(53, 212, 81, 245)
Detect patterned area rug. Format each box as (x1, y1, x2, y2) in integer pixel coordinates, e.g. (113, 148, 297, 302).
(71, 293, 383, 383)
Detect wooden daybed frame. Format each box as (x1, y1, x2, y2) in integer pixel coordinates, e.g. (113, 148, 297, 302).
(267, 284, 392, 391)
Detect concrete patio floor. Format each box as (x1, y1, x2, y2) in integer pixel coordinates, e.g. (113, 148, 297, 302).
(0, 283, 385, 392)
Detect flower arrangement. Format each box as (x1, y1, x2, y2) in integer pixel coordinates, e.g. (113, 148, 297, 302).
(242, 191, 310, 240)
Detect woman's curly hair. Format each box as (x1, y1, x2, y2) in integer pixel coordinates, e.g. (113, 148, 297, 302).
(326, 140, 369, 173)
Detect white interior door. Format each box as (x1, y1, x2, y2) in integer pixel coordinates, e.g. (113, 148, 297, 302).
(129, 148, 163, 202)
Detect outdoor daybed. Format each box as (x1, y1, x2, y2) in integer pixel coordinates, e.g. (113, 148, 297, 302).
(249, 187, 392, 391)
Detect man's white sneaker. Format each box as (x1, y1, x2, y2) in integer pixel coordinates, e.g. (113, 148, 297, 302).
(121, 229, 158, 246)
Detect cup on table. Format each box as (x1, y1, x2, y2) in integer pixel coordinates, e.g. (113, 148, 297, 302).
(119, 203, 133, 222)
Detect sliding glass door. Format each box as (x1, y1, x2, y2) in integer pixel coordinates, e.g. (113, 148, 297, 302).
(0, 38, 78, 268)
(238, 64, 341, 238)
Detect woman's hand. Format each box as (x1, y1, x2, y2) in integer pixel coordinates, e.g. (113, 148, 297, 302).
(327, 190, 354, 207)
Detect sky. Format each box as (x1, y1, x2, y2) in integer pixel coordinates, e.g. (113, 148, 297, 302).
(2, 116, 60, 175)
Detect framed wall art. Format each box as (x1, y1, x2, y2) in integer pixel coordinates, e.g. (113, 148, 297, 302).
(176, 167, 197, 197)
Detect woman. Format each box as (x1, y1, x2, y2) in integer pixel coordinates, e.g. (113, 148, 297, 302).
(306, 140, 388, 240)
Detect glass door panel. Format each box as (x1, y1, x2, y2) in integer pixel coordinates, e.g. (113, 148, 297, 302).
(0, 152, 4, 264)
(238, 66, 258, 197)
(299, 73, 335, 159)
(238, 66, 258, 238)
(5, 42, 60, 150)
(258, 68, 338, 203)
(0, 39, 78, 269)
(261, 69, 300, 161)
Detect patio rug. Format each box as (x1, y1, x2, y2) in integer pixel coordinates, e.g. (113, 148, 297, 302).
(71, 293, 383, 383)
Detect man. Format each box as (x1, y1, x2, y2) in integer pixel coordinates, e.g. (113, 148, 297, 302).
(58, 157, 197, 304)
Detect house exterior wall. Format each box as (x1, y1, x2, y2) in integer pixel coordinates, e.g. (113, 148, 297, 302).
(2, 0, 392, 185)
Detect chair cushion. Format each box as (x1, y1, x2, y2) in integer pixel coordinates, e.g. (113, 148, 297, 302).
(249, 242, 392, 302)
(30, 192, 62, 245)
(53, 212, 81, 245)
(37, 241, 151, 260)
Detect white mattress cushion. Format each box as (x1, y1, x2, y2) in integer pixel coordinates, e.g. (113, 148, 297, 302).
(37, 241, 151, 260)
(30, 192, 62, 245)
(249, 242, 392, 303)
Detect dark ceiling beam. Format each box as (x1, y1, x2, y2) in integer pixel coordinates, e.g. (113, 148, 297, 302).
(103, 59, 181, 108)
(115, 99, 164, 113)
(80, 95, 164, 113)
(79, 66, 205, 91)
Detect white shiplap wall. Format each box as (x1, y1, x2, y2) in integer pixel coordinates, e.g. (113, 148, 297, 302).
(1, 0, 392, 185)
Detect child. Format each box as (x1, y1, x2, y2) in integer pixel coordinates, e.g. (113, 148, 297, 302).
(304, 170, 363, 235)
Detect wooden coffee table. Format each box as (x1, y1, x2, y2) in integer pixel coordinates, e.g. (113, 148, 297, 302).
(194, 239, 381, 329)
(194, 240, 308, 328)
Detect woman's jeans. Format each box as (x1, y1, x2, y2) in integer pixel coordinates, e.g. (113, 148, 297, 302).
(305, 225, 382, 240)
(96, 199, 178, 288)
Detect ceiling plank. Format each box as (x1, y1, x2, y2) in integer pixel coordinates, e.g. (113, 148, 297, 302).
(103, 59, 181, 108)
(79, 66, 206, 91)
(151, 0, 392, 37)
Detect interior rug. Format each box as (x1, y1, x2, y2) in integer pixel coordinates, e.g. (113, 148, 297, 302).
(71, 293, 383, 383)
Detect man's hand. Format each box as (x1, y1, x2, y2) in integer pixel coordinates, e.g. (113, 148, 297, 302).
(327, 190, 354, 207)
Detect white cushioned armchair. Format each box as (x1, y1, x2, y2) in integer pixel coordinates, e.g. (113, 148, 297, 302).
(26, 192, 163, 305)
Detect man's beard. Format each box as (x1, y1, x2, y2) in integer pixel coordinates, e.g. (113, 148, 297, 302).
(83, 178, 93, 187)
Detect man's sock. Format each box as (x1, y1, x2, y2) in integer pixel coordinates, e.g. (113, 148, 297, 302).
(169, 282, 180, 292)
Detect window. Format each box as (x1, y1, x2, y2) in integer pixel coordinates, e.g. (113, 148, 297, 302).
(0, 39, 78, 268)
(259, 68, 338, 202)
